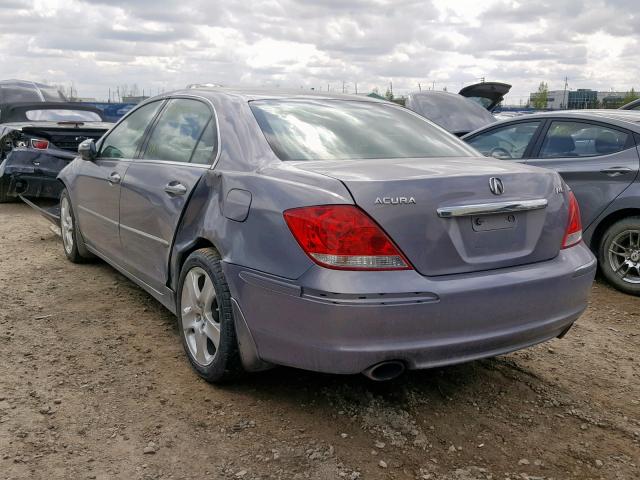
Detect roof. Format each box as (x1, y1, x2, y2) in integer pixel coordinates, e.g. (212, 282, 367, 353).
(484, 109, 640, 133)
(157, 87, 386, 103)
(0, 79, 57, 89)
(0, 79, 67, 103)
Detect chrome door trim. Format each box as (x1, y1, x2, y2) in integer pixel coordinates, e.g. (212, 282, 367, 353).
(132, 159, 211, 169)
(437, 198, 548, 218)
(78, 205, 119, 226)
(119, 223, 170, 247)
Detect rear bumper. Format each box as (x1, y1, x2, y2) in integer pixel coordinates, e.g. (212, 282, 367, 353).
(0, 150, 69, 200)
(224, 243, 596, 374)
(1, 173, 62, 199)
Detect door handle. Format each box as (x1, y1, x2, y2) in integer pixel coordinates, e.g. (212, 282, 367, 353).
(108, 172, 121, 184)
(600, 167, 633, 177)
(164, 182, 187, 196)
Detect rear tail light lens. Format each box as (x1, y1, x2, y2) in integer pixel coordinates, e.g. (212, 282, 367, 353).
(562, 191, 582, 249)
(30, 138, 49, 150)
(283, 205, 412, 270)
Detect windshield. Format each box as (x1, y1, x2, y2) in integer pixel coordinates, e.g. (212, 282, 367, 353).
(250, 100, 476, 161)
(25, 109, 102, 122)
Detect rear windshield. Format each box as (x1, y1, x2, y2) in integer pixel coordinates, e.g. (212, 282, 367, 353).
(25, 109, 102, 122)
(406, 92, 497, 134)
(250, 100, 476, 161)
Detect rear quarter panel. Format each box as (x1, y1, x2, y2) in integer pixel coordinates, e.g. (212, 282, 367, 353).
(168, 166, 355, 292)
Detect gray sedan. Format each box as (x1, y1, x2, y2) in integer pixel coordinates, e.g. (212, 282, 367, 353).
(54, 89, 595, 382)
(463, 110, 640, 295)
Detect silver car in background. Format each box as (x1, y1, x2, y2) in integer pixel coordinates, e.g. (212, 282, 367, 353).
(463, 110, 640, 295)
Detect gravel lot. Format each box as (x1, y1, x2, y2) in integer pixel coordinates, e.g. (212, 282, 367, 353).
(1, 202, 639, 480)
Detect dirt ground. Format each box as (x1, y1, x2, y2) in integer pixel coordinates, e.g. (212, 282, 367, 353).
(0, 202, 638, 480)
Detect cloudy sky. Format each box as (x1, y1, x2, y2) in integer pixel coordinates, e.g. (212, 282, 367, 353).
(0, 0, 637, 103)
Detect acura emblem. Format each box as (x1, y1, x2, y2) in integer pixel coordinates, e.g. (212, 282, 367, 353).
(489, 177, 504, 195)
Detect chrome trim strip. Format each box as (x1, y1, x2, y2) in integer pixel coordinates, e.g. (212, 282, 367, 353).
(78, 205, 118, 226)
(119, 223, 170, 247)
(437, 198, 548, 218)
(131, 159, 210, 169)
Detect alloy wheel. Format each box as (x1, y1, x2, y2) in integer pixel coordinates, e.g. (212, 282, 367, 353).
(181, 266, 221, 366)
(607, 229, 640, 284)
(60, 196, 74, 255)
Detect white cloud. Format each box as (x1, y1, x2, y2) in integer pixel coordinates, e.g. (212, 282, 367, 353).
(0, 0, 638, 103)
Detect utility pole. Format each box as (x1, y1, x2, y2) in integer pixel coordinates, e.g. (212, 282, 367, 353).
(354, 82, 358, 94)
(418, 82, 422, 91)
(562, 76, 568, 109)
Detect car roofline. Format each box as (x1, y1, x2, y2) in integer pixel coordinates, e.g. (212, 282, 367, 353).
(137, 87, 391, 104)
(463, 109, 640, 137)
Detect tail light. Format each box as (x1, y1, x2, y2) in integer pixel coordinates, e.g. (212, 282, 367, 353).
(283, 205, 412, 270)
(562, 191, 582, 249)
(30, 138, 49, 150)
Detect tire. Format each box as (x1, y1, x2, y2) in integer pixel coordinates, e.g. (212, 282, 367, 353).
(59, 189, 94, 263)
(177, 248, 243, 383)
(0, 179, 17, 203)
(598, 216, 640, 296)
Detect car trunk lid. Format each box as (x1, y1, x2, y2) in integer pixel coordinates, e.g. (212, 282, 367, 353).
(19, 123, 109, 152)
(292, 157, 568, 276)
(458, 82, 512, 111)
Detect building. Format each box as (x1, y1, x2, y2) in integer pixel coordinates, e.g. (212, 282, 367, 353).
(529, 88, 629, 110)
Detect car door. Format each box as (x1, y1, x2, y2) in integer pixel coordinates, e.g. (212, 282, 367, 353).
(526, 120, 639, 229)
(118, 97, 217, 291)
(74, 100, 164, 260)
(464, 120, 543, 163)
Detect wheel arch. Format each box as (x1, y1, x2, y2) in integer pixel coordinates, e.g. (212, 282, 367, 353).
(172, 237, 220, 289)
(590, 208, 640, 253)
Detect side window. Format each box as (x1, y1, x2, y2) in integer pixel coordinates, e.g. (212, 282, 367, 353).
(99, 101, 163, 159)
(142, 99, 212, 163)
(540, 121, 630, 158)
(466, 121, 540, 160)
(190, 120, 218, 165)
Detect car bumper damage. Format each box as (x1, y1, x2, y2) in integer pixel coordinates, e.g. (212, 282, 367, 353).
(224, 243, 596, 375)
(0, 148, 74, 199)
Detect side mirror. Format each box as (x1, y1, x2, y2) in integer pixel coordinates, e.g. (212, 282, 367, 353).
(78, 139, 97, 161)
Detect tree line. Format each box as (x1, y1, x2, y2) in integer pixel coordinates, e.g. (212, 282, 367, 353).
(530, 81, 639, 109)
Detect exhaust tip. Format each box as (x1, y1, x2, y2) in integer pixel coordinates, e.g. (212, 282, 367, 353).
(362, 361, 405, 381)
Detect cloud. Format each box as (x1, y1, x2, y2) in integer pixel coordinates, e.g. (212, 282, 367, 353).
(0, 0, 637, 104)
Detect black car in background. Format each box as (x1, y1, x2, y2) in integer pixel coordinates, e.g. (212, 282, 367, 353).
(0, 81, 112, 202)
(0, 79, 68, 103)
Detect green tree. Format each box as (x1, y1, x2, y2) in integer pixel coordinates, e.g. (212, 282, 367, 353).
(531, 82, 549, 109)
(622, 88, 639, 105)
(384, 88, 394, 101)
